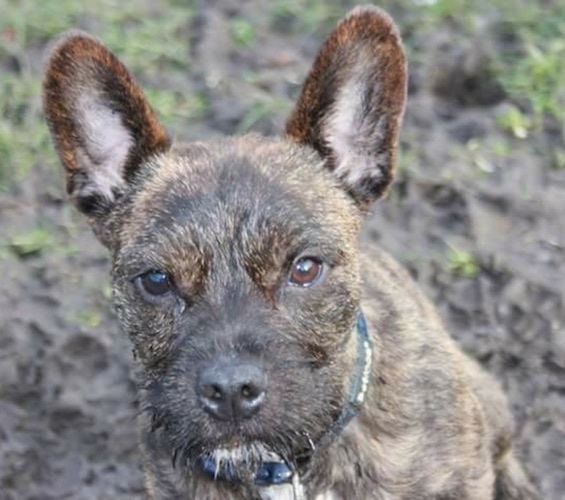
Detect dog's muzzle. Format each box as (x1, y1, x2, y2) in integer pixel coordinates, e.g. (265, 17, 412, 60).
(197, 311, 373, 488)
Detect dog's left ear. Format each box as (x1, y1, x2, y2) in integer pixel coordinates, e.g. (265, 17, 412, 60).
(286, 6, 407, 210)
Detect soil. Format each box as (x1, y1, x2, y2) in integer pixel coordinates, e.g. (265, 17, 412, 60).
(1, 2, 564, 499)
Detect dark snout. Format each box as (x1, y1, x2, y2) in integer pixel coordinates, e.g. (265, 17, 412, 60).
(196, 360, 267, 422)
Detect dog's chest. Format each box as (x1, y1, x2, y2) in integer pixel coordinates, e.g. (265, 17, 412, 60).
(258, 485, 295, 500)
(257, 481, 311, 500)
(257, 483, 338, 500)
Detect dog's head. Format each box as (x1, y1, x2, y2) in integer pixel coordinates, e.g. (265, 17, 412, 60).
(43, 5, 406, 484)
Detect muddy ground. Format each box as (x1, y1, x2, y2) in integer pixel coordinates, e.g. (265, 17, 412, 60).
(0, 1, 564, 499)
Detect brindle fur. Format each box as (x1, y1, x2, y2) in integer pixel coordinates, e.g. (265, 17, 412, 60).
(43, 5, 538, 500)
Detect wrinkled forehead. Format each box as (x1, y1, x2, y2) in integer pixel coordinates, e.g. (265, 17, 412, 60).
(120, 135, 360, 251)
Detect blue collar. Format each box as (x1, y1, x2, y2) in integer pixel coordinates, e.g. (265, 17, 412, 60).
(198, 311, 373, 486)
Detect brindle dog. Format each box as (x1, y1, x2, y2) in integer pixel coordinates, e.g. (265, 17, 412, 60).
(43, 5, 539, 500)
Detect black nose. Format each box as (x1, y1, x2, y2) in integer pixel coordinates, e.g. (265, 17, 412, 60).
(197, 362, 267, 421)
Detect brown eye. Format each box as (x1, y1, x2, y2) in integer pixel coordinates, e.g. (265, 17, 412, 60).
(288, 257, 323, 287)
(136, 270, 173, 298)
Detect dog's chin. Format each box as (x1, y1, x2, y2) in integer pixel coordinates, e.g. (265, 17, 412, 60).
(194, 441, 287, 484)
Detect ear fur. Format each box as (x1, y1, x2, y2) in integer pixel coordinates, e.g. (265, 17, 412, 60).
(286, 6, 407, 209)
(42, 31, 170, 218)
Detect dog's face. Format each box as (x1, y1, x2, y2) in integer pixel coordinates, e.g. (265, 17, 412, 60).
(112, 136, 363, 474)
(43, 6, 406, 483)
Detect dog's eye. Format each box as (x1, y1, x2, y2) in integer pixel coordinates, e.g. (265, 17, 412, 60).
(136, 270, 173, 297)
(288, 257, 323, 287)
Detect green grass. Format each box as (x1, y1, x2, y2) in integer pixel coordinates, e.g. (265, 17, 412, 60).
(230, 19, 256, 48)
(272, 0, 565, 132)
(271, 0, 342, 36)
(9, 226, 54, 257)
(144, 88, 208, 125)
(411, 0, 565, 126)
(0, 73, 52, 188)
(446, 247, 480, 279)
(496, 105, 531, 139)
(495, 3, 565, 124)
(97, 4, 193, 75)
(74, 308, 103, 329)
(0, 0, 197, 190)
(0, 0, 82, 46)
(1, 0, 564, 190)
(237, 96, 291, 133)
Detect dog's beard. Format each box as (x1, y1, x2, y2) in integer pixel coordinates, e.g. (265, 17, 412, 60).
(147, 405, 326, 479)
(200, 442, 286, 483)
(145, 397, 338, 484)
(169, 431, 315, 485)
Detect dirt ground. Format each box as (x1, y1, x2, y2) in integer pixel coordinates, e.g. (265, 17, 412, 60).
(0, 1, 564, 499)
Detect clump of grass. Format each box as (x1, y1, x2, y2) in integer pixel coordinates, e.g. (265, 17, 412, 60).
(491, 138, 512, 157)
(230, 19, 255, 48)
(496, 105, 531, 139)
(9, 227, 54, 257)
(447, 248, 480, 279)
(144, 89, 209, 125)
(270, 0, 341, 36)
(74, 309, 102, 329)
(98, 4, 193, 74)
(495, 3, 565, 124)
(0, 0, 80, 45)
(0, 73, 53, 189)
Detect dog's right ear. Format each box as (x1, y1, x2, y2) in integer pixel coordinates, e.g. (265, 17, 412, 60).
(43, 31, 170, 239)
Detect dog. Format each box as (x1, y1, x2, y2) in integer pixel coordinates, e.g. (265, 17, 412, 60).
(42, 5, 539, 499)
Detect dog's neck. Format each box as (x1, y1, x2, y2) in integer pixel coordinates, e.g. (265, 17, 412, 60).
(199, 312, 373, 497)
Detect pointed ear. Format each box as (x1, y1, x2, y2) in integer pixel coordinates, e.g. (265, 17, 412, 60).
(42, 31, 170, 219)
(285, 6, 407, 209)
